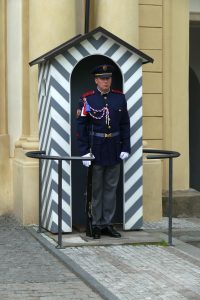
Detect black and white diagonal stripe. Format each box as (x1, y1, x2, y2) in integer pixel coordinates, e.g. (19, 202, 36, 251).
(38, 31, 143, 232)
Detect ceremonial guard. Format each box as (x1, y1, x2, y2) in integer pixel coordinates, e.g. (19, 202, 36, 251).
(76, 65, 130, 239)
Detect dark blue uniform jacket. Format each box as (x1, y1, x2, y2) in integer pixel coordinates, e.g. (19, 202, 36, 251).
(76, 88, 130, 166)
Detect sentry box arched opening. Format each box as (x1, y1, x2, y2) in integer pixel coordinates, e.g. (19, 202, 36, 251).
(30, 27, 153, 233)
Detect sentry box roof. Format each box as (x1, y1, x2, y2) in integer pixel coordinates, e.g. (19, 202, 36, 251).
(29, 26, 153, 66)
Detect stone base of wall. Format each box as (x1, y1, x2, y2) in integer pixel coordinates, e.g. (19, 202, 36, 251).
(162, 189, 200, 217)
(0, 134, 12, 214)
(13, 147, 39, 225)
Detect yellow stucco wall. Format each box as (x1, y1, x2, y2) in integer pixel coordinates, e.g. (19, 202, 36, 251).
(140, 0, 189, 190)
(0, 0, 190, 223)
(162, 0, 189, 190)
(0, 0, 12, 215)
(0, 0, 7, 135)
(13, 0, 79, 224)
(140, 0, 163, 150)
(92, 0, 139, 46)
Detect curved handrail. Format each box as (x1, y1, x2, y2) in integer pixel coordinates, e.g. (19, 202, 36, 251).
(27, 149, 180, 247)
(26, 150, 94, 161)
(25, 150, 94, 248)
(143, 149, 180, 159)
(143, 148, 181, 246)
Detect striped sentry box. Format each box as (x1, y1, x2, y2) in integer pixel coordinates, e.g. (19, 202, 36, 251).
(34, 27, 152, 233)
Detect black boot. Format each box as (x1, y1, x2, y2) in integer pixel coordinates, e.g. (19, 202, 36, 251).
(101, 225, 121, 238)
(92, 226, 101, 239)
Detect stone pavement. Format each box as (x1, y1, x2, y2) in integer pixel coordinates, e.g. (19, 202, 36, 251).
(0, 215, 101, 300)
(1, 215, 200, 300)
(61, 244, 200, 300)
(30, 217, 200, 300)
(63, 218, 200, 300)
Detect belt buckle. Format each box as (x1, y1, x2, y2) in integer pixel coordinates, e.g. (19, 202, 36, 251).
(105, 133, 112, 138)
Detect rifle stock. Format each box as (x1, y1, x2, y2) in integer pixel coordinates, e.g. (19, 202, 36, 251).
(85, 164, 93, 237)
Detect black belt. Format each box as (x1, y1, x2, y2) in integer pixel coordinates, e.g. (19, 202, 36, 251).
(90, 131, 120, 138)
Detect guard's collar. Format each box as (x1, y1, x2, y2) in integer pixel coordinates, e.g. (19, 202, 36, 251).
(97, 87, 110, 95)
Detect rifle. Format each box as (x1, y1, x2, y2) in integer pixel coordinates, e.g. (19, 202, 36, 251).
(85, 124, 94, 237)
(85, 163, 93, 237)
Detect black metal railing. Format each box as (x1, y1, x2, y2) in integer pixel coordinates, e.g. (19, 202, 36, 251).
(143, 149, 181, 246)
(26, 150, 94, 248)
(26, 149, 180, 248)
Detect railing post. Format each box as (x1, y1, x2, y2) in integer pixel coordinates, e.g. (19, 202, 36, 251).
(38, 159, 42, 233)
(142, 149, 180, 246)
(24, 151, 98, 247)
(168, 157, 173, 246)
(57, 159, 63, 248)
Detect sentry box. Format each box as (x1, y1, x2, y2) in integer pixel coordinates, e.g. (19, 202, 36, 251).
(30, 26, 153, 233)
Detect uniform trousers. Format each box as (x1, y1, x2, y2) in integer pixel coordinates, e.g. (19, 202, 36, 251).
(91, 163, 120, 227)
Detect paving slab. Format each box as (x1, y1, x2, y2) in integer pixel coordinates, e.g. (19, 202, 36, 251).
(60, 244, 200, 300)
(2, 215, 200, 300)
(28, 217, 200, 300)
(38, 217, 200, 247)
(42, 228, 164, 247)
(0, 215, 102, 300)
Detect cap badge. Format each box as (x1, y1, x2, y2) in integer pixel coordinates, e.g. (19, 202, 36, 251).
(103, 65, 107, 71)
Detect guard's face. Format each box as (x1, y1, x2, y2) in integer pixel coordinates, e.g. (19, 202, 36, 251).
(95, 77, 112, 93)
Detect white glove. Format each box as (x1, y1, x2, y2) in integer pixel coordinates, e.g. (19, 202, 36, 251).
(120, 152, 129, 160)
(82, 153, 95, 167)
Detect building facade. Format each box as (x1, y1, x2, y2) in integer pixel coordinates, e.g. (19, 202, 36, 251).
(0, 0, 194, 225)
